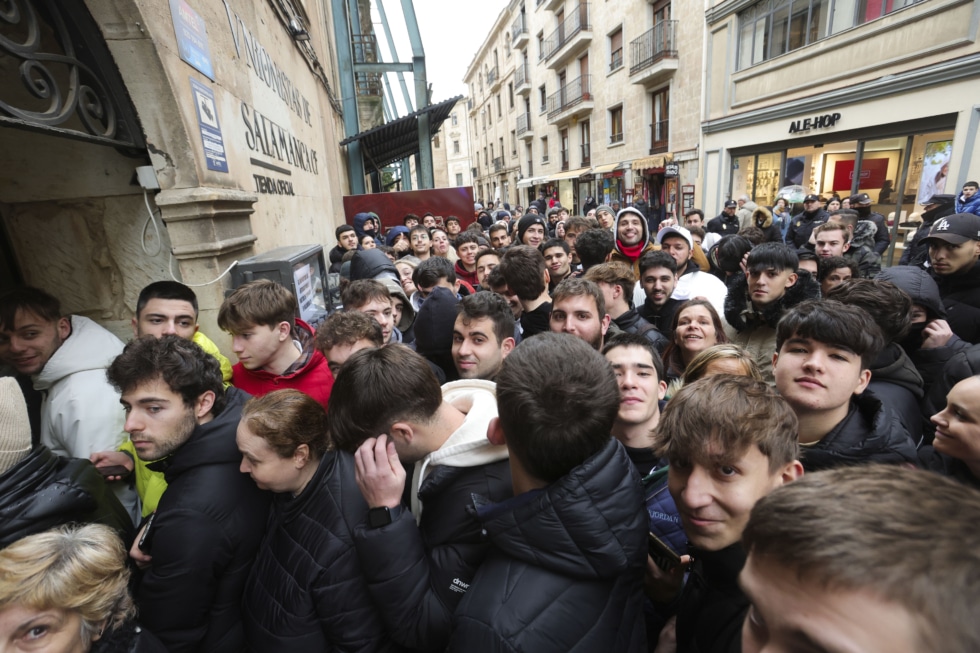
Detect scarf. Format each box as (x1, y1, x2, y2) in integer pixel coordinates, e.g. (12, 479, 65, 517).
(617, 240, 646, 262)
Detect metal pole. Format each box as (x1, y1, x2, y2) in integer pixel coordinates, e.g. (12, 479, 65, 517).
(885, 135, 915, 267)
(330, 0, 365, 193)
(376, 0, 415, 113)
(401, 0, 434, 189)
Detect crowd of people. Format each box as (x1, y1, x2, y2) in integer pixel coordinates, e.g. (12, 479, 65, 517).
(1, 178, 980, 652)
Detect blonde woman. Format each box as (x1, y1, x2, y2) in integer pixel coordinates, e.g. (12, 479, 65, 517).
(667, 343, 764, 397)
(0, 523, 165, 652)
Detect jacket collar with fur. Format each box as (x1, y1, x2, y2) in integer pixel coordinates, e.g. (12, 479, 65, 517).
(724, 269, 820, 332)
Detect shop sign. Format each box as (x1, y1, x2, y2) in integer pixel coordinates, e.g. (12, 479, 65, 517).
(665, 163, 679, 178)
(789, 112, 841, 134)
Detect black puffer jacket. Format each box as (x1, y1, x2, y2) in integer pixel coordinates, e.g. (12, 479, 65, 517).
(137, 388, 270, 653)
(899, 204, 956, 267)
(354, 459, 512, 651)
(935, 261, 980, 344)
(449, 439, 648, 653)
(0, 446, 133, 549)
(242, 451, 398, 653)
(92, 621, 167, 653)
(675, 544, 747, 653)
(785, 208, 828, 248)
(800, 391, 920, 472)
(612, 307, 669, 353)
(866, 343, 926, 445)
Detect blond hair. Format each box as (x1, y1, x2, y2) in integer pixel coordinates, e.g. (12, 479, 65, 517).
(0, 524, 134, 638)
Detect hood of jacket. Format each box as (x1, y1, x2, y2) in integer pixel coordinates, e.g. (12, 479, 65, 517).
(411, 379, 507, 519)
(414, 286, 458, 356)
(871, 343, 924, 398)
(877, 267, 946, 319)
(852, 220, 878, 251)
(375, 278, 415, 332)
(752, 206, 773, 228)
(150, 387, 249, 483)
(613, 207, 650, 256)
(724, 268, 820, 331)
(352, 212, 379, 240)
(33, 316, 123, 391)
(956, 192, 980, 215)
(350, 248, 398, 282)
(385, 225, 410, 247)
(0, 446, 131, 548)
(473, 438, 646, 581)
(803, 391, 919, 471)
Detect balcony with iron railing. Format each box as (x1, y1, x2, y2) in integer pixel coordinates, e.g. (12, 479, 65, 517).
(512, 14, 529, 46)
(650, 119, 669, 154)
(541, 0, 564, 13)
(517, 111, 534, 140)
(515, 62, 531, 94)
(546, 75, 593, 125)
(487, 66, 500, 91)
(629, 20, 678, 85)
(493, 156, 504, 172)
(542, 4, 591, 69)
(581, 142, 591, 166)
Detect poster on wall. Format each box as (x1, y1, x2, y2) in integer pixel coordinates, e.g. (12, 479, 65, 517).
(832, 158, 889, 193)
(917, 140, 953, 205)
(189, 78, 228, 173)
(169, 0, 215, 80)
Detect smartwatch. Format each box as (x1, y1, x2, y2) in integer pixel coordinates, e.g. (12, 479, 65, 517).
(368, 505, 402, 529)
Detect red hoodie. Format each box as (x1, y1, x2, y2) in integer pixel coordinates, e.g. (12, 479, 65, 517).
(454, 260, 480, 288)
(230, 319, 334, 410)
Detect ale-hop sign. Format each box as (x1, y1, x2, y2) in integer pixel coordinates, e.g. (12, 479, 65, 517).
(789, 112, 841, 134)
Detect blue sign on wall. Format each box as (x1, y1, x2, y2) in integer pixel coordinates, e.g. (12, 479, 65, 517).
(170, 0, 215, 80)
(190, 78, 228, 173)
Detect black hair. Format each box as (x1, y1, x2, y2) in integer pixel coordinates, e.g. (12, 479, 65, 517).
(136, 281, 199, 319)
(540, 238, 570, 254)
(817, 256, 859, 282)
(574, 228, 615, 269)
(639, 250, 678, 276)
(457, 291, 516, 345)
(747, 242, 799, 274)
(775, 300, 884, 369)
(602, 332, 665, 384)
(413, 256, 457, 288)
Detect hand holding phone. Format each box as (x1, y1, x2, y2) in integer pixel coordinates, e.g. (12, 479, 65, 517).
(648, 532, 682, 572)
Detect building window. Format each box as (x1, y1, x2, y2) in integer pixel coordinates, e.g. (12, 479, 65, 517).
(580, 120, 591, 165)
(609, 105, 623, 144)
(497, 94, 502, 118)
(453, 140, 460, 154)
(537, 32, 545, 60)
(538, 85, 547, 113)
(451, 112, 458, 126)
(508, 82, 515, 109)
(651, 87, 669, 154)
(511, 130, 518, 156)
(737, 0, 921, 69)
(541, 136, 550, 164)
(456, 172, 464, 186)
(609, 27, 623, 72)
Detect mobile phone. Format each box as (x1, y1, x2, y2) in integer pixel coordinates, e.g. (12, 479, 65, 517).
(648, 532, 682, 572)
(96, 464, 132, 478)
(138, 513, 156, 553)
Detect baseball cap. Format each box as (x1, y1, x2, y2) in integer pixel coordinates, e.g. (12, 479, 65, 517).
(656, 225, 693, 249)
(921, 213, 980, 245)
(724, 200, 737, 208)
(849, 193, 872, 205)
(804, 194, 821, 203)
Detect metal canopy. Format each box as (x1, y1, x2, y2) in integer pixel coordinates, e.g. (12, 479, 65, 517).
(340, 95, 461, 174)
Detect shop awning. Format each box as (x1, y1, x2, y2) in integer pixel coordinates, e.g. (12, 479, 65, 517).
(549, 167, 591, 181)
(592, 162, 622, 175)
(516, 177, 534, 188)
(633, 153, 674, 171)
(339, 95, 462, 172)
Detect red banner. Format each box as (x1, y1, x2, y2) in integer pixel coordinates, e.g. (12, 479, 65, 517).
(832, 158, 889, 193)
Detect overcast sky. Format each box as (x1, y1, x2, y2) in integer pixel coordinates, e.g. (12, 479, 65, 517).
(372, 0, 509, 112)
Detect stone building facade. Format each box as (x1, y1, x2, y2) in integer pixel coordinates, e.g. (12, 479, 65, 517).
(701, 0, 980, 263)
(0, 0, 351, 343)
(464, 0, 704, 219)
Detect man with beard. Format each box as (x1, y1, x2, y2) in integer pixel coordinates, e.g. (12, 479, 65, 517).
(900, 194, 956, 267)
(108, 336, 269, 652)
(610, 207, 657, 277)
(548, 278, 611, 351)
(638, 251, 682, 333)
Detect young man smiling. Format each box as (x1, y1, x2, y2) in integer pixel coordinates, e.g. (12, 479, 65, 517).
(218, 279, 332, 408)
(452, 291, 516, 381)
(724, 243, 819, 383)
(453, 232, 481, 287)
(772, 300, 919, 471)
(541, 238, 572, 292)
(654, 374, 803, 653)
(637, 251, 682, 333)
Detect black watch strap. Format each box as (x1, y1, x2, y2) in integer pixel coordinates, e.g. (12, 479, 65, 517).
(367, 505, 402, 529)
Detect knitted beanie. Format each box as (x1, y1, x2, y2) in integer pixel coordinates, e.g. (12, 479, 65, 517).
(517, 215, 547, 245)
(0, 378, 32, 476)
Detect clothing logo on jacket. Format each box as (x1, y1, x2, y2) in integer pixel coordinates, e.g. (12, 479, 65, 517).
(450, 578, 471, 594)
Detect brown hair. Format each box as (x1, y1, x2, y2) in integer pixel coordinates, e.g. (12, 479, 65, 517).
(341, 279, 390, 311)
(241, 389, 329, 459)
(825, 278, 911, 343)
(315, 310, 384, 353)
(743, 465, 980, 653)
(327, 345, 442, 453)
(0, 286, 62, 331)
(497, 333, 618, 483)
(584, 261, 636, 299)
(813, 220, 851, 242)
(656, 374, 799, 473)
(217, 279, 296, 333)
(551, 277, 606, 317)
(661, 299, 729, 375)
(497, 245, 547, 301)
